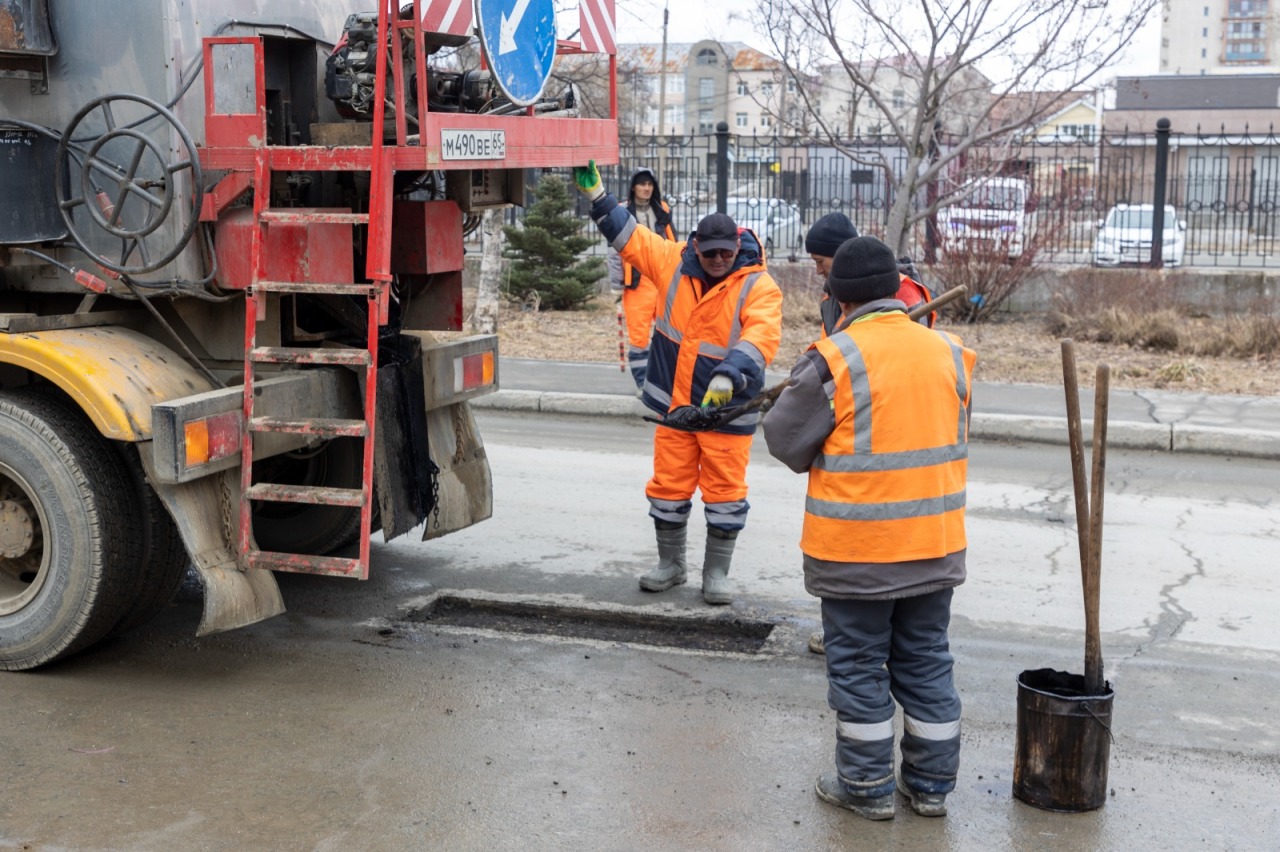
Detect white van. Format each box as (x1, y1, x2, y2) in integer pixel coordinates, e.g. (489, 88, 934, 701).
(938, 177, 1035, 259)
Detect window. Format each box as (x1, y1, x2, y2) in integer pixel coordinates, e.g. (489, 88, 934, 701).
(735, 112, 748, 127)
(760, 114, 772, 127)
(892, 89, 905, 109)
(666, 74, 684, 94)
(699, 78, 714, 103)
(698, 109, 714, 133)
(1203, 27, 1209, 36)
(1202, 47, 1208, 58)
(737, 81, 749, 96)
(1226, 5, 1269, 63)
(644, 107, 658, 127)
(696, 48, 718, 66)
(665, 104, 680, 126)
(786, 78, 797, 94)
(761, 82, 774, 97)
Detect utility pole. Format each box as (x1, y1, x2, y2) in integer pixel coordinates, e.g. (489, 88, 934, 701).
(657, 2, 669, 184)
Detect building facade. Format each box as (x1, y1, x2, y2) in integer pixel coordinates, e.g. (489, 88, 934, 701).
(617, 40, 810, 137)
(1161, 0, 1277, 74)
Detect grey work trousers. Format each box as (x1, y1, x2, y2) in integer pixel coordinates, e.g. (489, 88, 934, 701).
(821, 588, 962, 798)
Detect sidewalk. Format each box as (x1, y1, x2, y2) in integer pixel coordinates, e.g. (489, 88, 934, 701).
(473, 357, 1280, 460)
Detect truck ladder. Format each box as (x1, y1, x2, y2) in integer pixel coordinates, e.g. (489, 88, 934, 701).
(238, 2, 427, 578)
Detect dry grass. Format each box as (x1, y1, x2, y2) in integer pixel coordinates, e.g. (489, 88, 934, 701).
(478, 266, 1280, 397)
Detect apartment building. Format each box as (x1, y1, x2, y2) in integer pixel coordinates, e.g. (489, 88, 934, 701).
(1160, 0, 1277, 74)
(617, 40, 803, 136)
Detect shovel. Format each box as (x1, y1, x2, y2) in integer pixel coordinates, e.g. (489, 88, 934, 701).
(1011, 340, 1114, 812)
(1062, 339, 1108, 694)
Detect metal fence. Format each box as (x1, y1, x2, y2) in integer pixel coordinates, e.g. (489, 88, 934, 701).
(503, 123, 1280, 270)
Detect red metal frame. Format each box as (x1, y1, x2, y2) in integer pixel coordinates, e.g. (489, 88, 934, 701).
(203, 2, 619, 580)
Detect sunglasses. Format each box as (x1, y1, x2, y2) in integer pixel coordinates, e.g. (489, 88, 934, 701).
(699, 248, 736, 260)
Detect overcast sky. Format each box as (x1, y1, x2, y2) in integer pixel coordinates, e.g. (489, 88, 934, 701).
(574, 0, 1162, 81)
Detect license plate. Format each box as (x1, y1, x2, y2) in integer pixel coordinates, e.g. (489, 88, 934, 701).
(440, 129, 506, 161)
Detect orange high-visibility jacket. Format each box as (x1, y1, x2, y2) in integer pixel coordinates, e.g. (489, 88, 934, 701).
(620, 203, 676, 354)
(802, 312, 976, 563)
(621, 199, 676, 294)
(614, 221, 783, 435)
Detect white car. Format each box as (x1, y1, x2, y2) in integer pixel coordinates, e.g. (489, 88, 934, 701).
(1093, 204, 1186, 267)
(724, 197, 803, 258)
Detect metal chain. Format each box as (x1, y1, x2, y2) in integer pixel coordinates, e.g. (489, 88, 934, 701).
(218, 471, 237, 556)
(429, 461, 441, 531)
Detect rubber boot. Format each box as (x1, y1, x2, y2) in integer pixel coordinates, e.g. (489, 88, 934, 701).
(702, 528, 736, 605)
(639, 522, 687, 592)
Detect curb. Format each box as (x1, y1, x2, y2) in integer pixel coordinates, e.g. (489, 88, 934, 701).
(470, 390, 1280, 459)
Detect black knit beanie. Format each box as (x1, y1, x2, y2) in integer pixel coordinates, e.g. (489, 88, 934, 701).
(804, 212, 859, 257)
(826, 236, 901, 304)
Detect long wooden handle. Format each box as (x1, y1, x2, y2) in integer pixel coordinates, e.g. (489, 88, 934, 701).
(908, 285, 967, 321)
(1060, 339, 1092, 616)
(1085, 363, 1110, 695)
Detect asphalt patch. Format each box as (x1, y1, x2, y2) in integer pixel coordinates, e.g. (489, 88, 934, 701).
(407, 594, 775, 654)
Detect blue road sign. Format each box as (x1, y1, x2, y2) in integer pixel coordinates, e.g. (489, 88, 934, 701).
(476, 0, 557, 107)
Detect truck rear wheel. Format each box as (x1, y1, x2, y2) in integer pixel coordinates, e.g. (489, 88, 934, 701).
(107, 443, 190, 636)
(251, 437, 365, 556)
(0, 392, 138, 670)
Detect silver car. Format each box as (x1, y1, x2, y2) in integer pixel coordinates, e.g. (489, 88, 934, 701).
(724, 197, 803, 259)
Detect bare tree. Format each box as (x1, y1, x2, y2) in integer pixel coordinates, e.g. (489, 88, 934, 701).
(750, 0, 1158, 255)
(550, 51, 651, 124)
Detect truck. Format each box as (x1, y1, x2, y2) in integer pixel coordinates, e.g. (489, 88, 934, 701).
(937, 176, 1036, 260)
(0, 0, 618, 670)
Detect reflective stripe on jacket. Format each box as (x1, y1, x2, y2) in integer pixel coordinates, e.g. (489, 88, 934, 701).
(801, 312, 976, 562)
(591, 193, 783, 435)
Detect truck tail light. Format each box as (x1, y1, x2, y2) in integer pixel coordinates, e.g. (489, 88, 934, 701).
(454, 351, 494, 393)
(184, 411, 242, 468)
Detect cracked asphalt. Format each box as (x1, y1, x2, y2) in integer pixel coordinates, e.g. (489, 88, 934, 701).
(0, 411, 1276, 850)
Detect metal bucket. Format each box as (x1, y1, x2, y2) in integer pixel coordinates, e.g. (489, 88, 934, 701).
(1012, 667, 1115, 812)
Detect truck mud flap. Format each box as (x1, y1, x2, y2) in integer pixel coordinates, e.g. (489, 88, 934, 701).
(374, 338, 434, 540)
(139, 452, 284, 635)
(373, 335, 493, 541)
(421, 401, 492, 540)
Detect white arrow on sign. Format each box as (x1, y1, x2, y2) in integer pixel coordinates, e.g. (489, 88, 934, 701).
(499, 0, 532, 55)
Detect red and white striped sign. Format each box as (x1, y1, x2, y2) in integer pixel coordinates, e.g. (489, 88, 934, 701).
(422, 0, 474, 38)
(579, 0, 616, 55)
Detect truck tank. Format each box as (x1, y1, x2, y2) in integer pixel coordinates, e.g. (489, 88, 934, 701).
(0, 0, 619, 669)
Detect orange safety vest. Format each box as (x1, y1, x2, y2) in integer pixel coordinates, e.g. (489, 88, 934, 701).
(801, 312, 976, 563)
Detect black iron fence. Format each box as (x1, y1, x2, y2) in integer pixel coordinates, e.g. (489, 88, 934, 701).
(506, 122, 1280, 270)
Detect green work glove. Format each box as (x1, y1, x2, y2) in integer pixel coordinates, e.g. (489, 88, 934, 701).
(700, 374, 734, 408)
(573, 160, 605, 201)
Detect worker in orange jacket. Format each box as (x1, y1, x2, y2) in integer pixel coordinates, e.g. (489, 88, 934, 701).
(803, 213, 938, 656)
(805, 212, 935, 337)
(763, 235, 976, 821)
(607, 168, 677, 388)
(575, 161, 783, 605)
